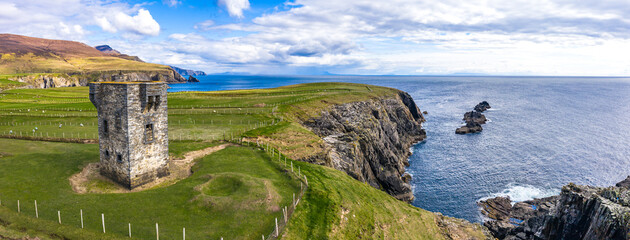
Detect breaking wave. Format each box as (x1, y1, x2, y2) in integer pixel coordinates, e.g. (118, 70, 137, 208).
(479, 183, 560, 205)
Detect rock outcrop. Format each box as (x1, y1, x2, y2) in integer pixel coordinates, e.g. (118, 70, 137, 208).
(475, 101, 491, 112)
(302, 92, 426, 202)
(456, 101, 491, 134)
(188, 75, 200, 82)
(616, 176, 630, 188)
(9, 74, 84, 88)
(479, 182, 630, 240)
(9, 69, 187, 89)
(170, 65, 207, 76)
(456, 122, 483, 134)
(463, 111, 487, 124)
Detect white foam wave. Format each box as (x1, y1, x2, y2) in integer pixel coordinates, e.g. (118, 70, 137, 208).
(480, 183, 560, 205)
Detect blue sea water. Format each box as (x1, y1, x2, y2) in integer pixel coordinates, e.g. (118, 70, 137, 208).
(169, 75, 630, 222)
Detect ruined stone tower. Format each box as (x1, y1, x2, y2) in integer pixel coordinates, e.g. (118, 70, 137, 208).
(89, 81, 169, 188)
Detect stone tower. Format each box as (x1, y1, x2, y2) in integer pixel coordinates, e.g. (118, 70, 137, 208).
(89, 81, 169, 188)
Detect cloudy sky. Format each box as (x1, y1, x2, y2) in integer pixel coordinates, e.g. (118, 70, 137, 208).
(2, 0, 630, 75)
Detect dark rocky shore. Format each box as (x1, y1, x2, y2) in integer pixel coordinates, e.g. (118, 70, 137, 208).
(456, 101, 491, 134)
(479, 178, 630, 239)
(303, 92, 426, 202)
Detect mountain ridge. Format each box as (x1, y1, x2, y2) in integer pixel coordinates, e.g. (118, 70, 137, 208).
(0, 34, 187, 85)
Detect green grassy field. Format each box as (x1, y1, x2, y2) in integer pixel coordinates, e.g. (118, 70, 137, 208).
(0, 139, 300, 239)
(0, 83, 488, 239)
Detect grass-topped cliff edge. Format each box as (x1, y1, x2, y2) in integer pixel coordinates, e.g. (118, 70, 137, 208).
(0, 82, 490, 239)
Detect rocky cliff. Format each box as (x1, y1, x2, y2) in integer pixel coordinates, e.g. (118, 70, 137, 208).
(9, 69, 187, 88)
(479, 182, 630, 240)
(170, 65, 207, 76)
(302, 92, 426, 202)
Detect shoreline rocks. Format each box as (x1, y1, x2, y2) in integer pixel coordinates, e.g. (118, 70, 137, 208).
(456, 101, 491, 134)
(615, 175, 630, 188)
(479, 179, 630, 240)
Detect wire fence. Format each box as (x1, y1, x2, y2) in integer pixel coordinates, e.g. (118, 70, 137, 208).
(237, 139, 309, 240)
(0, 138, 309, 239)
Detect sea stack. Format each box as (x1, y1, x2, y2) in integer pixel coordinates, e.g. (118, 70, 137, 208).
(188, 75, 200, 82)
(456, 101, 491, 134)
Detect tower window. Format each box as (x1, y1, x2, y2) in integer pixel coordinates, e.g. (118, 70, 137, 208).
(147, 96, 155, 112)
(145, 123, 154, 143)
(117, 154, 123, 163)
(154, 96, 160, 110)
(146, 95, 160, 112)
(115, 112, 121, 130)
(103, 120, 108, 133)
(105, 149, 110, 158)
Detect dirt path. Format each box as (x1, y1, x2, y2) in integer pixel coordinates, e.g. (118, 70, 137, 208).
(173, 143, 231, 165)
(69, 143, 232, 194)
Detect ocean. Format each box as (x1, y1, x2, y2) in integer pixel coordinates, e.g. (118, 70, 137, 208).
(169, 75, 630, 222)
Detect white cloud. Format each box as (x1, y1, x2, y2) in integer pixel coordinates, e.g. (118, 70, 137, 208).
(0, 0, 160, 40)
(58, 22, 86, 36)
(218, 0, 250, 18)
(163, 0, 181, 7)
(175, 0, 630, 75)
(194, 20, 215, 31)
(6, 0, 627, 75)
(97, 9, 161, 36)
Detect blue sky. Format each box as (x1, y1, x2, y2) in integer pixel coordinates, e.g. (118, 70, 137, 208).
(1, 0, 630, 76)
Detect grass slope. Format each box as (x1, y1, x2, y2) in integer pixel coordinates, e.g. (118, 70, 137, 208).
(0, 139, 300, 239)
(283, 159, 487, 239)
(0, 82, 488, 239)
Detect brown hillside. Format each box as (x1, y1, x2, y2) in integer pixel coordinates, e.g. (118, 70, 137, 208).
(0, 34, 184, 81)
(0, 34, 106, 58)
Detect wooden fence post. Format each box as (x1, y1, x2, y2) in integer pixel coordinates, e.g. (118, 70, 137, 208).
(58, 210, 61, 224)
(129, 223, 132, 238)
(34, 200, 38, 218)
(156, 223, 159, 240)
(102, 213, 106, 233)
(80, 209, 84, 229)
(17, 200, 20, 213)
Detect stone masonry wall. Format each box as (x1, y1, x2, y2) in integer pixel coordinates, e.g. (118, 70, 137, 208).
(127, 83, 169, 188)
(90, 82, 169, 188)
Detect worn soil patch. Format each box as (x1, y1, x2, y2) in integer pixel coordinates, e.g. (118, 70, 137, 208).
(69, 143, 231, 194)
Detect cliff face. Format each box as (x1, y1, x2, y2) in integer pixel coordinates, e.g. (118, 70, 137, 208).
(10, 74, 85, 88)
(9, 69, 187, 89)
(302, 92, 426, 202)
(480, 183, 630, 240)
(170, 65, 207, 76)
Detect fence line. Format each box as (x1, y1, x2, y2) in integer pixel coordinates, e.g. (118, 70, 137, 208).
(0, 139, 309, 239)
